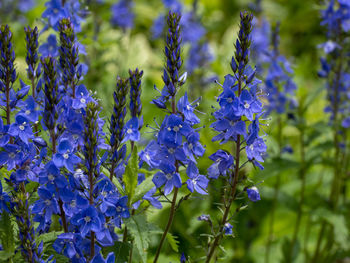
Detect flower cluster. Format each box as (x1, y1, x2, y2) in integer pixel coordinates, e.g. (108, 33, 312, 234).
(111, 0, 135, 30)
(263, 23, 297, 115)
(151, 0, 214, 74)
(205, 12, 266, 262)
(0, 17, 134, 262)
(209, 11, 266, 192)
(143, 11, 207, 197)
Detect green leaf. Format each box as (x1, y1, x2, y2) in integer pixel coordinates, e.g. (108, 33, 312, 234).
(123, 146, 139, 205)
(130, 176, 155, 205)
(36, 231, 62, 245)
(166, 233, 179, 252)
(102, 241, 131, 263)
(101, 165, 125, 195)
(325, 214, 349, 250)
(0, 212, 15, 254)
(0, 251, 15, 262)
(125, 214, 150, 263)
(112, 177, 126, 196)
(25, 181, 39, 193)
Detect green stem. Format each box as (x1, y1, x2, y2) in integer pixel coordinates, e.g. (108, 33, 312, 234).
(265, 117, 283, 263)
(153, 94, 179, 263)
(205, 76, 243, 263)
(312, 22, 344, 262)
(153, 187, 179, 263)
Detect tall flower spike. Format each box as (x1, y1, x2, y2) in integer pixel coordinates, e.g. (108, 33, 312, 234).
(83, 102, 101, 259)
(165, 11, 182, 97)
(0, 25, 17, 125)
(264, 23, 297, 115)
(109, 77, 129, 180)
(206, 11, 266, 262)
(152, 11, 183, 108)
(42, 56, 59, 134)
(24, 26, 39, 97)
(129, 68, 143, 120)
(58, 18, 79, 97)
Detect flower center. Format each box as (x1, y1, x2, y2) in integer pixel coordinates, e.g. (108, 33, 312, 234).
(80, 98, 86, 104)
(63, 153, 69, 159)
(127, 128, 133, 134)
(244, 101, 250, 109)
(48, 174, 54, 181)
(145, 153, 150, 161)
(165, 173, 172, 180)
(19, 125, 25, 131)
(173, 126, 179, 132)
(186, 105, 191, 110)
(9, 153, 15, 159)
(71, 200, 76, 208)
(188, 143, 193, 150)
(25, 110, 31, 115)
(84, 216, 91, 223)
(250, 145, 254, 150)
(227, 97, 233, 103)
(168, 148, 175, 154)
(116, 206, 121, 212)
(45, 200, 51, 206)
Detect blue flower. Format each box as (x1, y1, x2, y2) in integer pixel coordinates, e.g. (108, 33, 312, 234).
(122, 117, 140, 143)
(60, 189, 88, 217)
(8, 114, 33, 144)
(186, 162, 208, 194)
(207, 150, 234, 179)
(246, 186, 261, 202)
(92, 252, 115, 263)
(139, 140, 161, 168)
(156, 144, 187, 166)
(71, 206, 102, 237)
(246, 137, 266, 163)
(152, 162, 182, 195)
(181, 12, 205, 44)
(0, 144, 24, 170)
(32, 187, 59, 223)
(53, 139, 81, 172)
(183, 132, 205, 162)
(151, 15, 165, 39)
(72, 85, 93, 109)
(111, 0, 134, 30)
(53, 233, 84, 259)
(177, 92, 200, 124)
(158, 114, 192, 147)
(224, 223, 233, 235)
(0, 118, 10, 147)
(236, 89, 262, 121)
(42, 0, 68, 30)
(18, 96, 39, 122)
(39, 34, 59, 57)
(105, 196, 130, 228)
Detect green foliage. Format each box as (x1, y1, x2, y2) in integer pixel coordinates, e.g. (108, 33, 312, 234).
(102, 241, 132, 263)
(123, 146, 139, 206)
(0, 212, 15, 257)
(125, 214, 151, 263)
(131, 175, 154, 205)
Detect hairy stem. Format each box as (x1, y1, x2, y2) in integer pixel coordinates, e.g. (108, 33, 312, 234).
(288, 120, 306, 262)
(205, 76, 243, 263)
(153, 95, 179, 263)
(265, 117, 283, 262)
